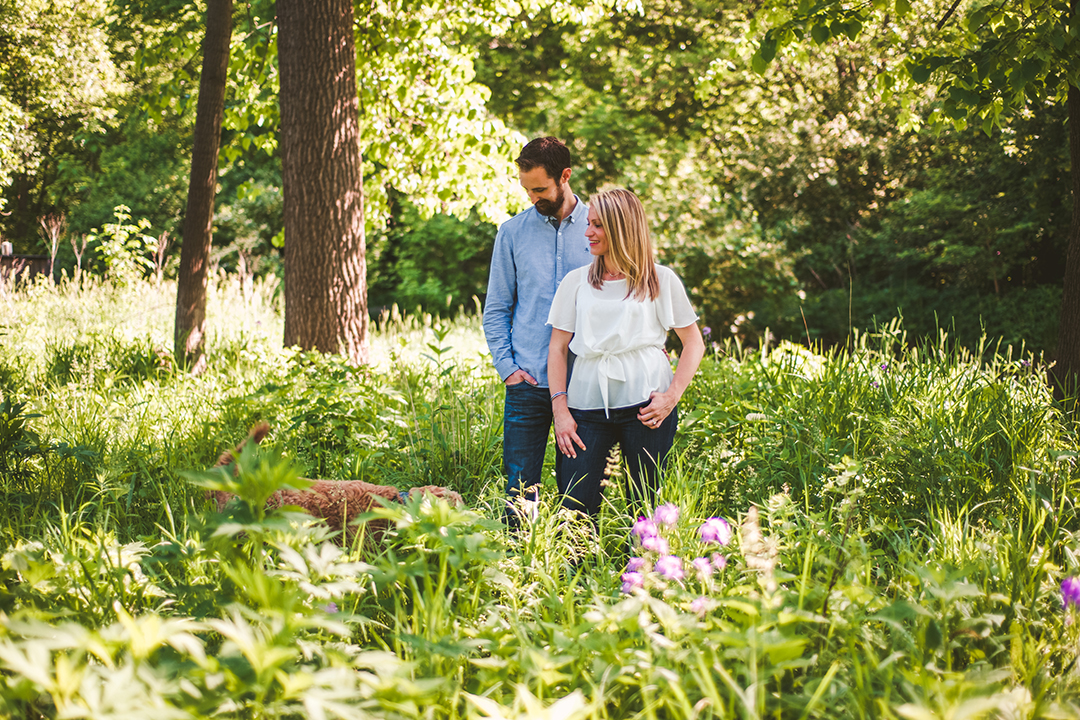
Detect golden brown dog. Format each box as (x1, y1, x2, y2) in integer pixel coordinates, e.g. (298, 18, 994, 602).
(209, 422, 463, 544)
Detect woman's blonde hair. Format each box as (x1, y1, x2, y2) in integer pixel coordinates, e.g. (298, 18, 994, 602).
(587, 187, 659, 301)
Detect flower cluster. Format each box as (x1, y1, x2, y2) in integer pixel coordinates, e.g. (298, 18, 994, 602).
(621, 504, 733, 611)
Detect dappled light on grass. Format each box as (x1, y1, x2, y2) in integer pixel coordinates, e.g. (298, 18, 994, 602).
(0, 277, 1079, 717)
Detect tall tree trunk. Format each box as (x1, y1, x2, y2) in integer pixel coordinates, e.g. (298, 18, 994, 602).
(277, 0, 369, 364)
(174, 0, 233, 373)
(1052, 0, 1080, 408)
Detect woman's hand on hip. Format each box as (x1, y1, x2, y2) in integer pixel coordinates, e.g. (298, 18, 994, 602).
(638, 390, 677, 429)
(554, 408, 586, 458)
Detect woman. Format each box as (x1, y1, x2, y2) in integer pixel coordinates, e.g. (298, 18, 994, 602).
(546, 187, 705, 518)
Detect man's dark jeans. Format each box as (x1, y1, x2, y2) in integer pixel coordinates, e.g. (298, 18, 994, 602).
(503, 382, 559, 528)
(557, 402, 678, 518)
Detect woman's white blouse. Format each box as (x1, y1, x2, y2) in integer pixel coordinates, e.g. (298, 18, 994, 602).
(547, 264, 698, 413)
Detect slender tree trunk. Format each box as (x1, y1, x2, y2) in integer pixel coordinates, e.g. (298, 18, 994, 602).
(277, 0, 369, 364)
(174, 0, 233, 373)
(1051, 0, 1080, 407)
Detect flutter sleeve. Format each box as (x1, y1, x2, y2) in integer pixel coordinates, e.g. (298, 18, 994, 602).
(654, 265, 699, 330)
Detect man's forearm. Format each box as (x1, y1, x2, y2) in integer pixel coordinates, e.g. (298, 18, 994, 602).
(483, 310, 517, 380)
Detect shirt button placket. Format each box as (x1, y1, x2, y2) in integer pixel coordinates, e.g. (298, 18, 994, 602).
(556, 225, 563, 278)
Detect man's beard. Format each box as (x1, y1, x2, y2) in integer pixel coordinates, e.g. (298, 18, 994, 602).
(534, 185, 565, 218)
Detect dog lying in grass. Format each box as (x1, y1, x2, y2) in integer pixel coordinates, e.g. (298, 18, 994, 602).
(209, 422, 463, 544)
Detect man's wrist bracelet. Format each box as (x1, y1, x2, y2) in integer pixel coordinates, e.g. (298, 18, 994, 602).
(550, 391, 568, 402)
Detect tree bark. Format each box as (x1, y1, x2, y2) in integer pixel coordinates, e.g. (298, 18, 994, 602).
(277, 0, 369, 364)
(174, 0, 233, 373)
(1051, 0, 1080, 408)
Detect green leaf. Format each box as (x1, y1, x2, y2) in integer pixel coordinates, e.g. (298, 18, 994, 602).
(924, 619, 942, 649)
(908, 60, 932, 84)
(895, 0, 911, 18)
(759, 35, 778, 63)
(811, 24, 831, 45)
(1020, 57, 1042, 84)
(945, 101, 968, 120)
(752, 51, 770, 75)
(764, 637, 808, 664)
(949, 86, 979, 107)
(967, 8, 986, 31)
(844, 19, 863, 40)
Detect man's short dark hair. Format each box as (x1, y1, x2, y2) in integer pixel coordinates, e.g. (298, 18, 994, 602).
(515, 137, 572, 182)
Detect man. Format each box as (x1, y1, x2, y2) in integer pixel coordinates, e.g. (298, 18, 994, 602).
(483, 137, 594, 527)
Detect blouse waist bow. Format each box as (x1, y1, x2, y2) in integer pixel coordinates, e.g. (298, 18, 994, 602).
(580, 344, 656, 415)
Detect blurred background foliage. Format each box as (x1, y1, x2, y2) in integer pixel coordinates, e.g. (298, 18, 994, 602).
(0, 0, 1070, 353)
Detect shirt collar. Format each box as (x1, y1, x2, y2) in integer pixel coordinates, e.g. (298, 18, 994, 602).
(534, 194, 587, 226)
(566, 194, 587, 224)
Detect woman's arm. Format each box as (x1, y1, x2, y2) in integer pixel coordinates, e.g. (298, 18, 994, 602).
(637, 323, 706, 428)
(548, 328, 586, 458)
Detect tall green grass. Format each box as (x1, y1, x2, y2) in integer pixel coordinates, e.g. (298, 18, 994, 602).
(0, 276, 1078, 718)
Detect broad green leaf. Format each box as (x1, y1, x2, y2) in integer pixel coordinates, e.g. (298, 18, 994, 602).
(763, 637, 808, 664)
(811, 24, 830, 45)
(895, 0, 911, 18)
(908, 60, 932, 84)
(967, 8, 986, 31)
(1020, 57, 1042, 83)
(752, 51, 770, 75)
(760, 33, 777, 62)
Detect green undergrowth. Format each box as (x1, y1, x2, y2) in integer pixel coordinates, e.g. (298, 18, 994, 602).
(0, 278, 1079, 718)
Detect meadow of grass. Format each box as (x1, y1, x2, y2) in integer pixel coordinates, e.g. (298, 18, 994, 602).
(1, 273, 1079, 719)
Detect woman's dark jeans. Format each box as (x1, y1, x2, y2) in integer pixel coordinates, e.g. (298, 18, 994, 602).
(557, 402, 678, 517)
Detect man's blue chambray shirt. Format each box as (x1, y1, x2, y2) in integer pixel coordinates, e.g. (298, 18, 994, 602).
(483, 197, 593, 388)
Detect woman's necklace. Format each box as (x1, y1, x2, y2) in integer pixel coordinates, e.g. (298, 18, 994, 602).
(603, 269, 625, 281)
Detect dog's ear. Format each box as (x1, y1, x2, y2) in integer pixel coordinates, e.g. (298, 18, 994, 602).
(215, 421, 272, 470)
(250, 421, 270, 445)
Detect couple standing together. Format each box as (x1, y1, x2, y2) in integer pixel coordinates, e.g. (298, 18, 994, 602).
(483, 136, 705, 528)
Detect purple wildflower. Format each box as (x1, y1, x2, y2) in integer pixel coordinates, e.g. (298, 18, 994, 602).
(699, 517, 732, 546)
(621, 571, 644, 594)
(711, 553, 727, 570)
(631, 517, 659, 540)
(626, 557, 647, 573)
(880, 363, 889, 371)
(691, 556, 713, 581)
(690, 596, 709, 616)
(1063, 577, 1080, 609)
(871, 380, 879, 388)
(322, 602, 338, 613)
(703, 326, 712, 337)
(641, 534, 670, 555)
(655, 555, 685, 580)
(653, 503, 680, 527)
